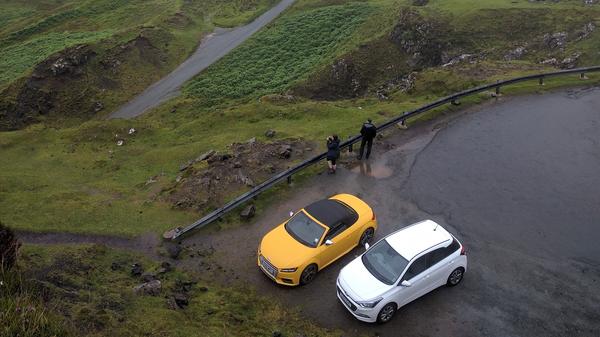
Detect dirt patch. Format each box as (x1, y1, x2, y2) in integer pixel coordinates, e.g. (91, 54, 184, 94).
(165, 138, 316, 213)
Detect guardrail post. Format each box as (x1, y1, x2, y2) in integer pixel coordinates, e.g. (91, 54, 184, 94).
(451, 99, 460, 106)
(348, 136, 353, 152)
(287, 175, 292, 185)
(495, 86, 501, 95)
(539, 77, 544, 86)
(580, 72, 588, 80)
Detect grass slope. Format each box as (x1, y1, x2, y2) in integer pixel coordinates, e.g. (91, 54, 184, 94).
(1, 244, 341, 337)
(185, 3, 374, 103)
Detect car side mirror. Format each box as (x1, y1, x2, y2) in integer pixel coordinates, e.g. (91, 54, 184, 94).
(364, 242, 370, 250)
(325, 239, 334, 246)
(289, 211, 294, 217)
(400, 280, 412, 287)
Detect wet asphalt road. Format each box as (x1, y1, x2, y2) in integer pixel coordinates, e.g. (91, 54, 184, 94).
(108, 0, 295, 119)
(183, 87, 600, 337)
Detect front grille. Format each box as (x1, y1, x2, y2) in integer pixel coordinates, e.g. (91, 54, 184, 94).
(259, 255, 278, 279)
(337, 285, 357, 311)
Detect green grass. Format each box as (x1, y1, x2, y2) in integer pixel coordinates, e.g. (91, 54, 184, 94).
(0, 30, 114, 88)
(184, 3, 374, 103)
(1, 0, 600, 237)
(1, 244, 342, 337)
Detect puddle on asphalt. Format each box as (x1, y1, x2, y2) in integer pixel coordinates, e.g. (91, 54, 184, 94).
(350, 161, 394, 179)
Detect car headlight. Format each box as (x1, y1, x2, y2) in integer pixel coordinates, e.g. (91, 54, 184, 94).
(357, 297, 383, 308)
(280, 267, 298, 273)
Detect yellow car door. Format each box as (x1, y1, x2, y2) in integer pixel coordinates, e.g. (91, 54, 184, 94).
(317, 222, 355, 268)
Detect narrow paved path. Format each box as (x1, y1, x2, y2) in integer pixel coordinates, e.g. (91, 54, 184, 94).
(180, 86, 600, 337)
(108, 0, 295, 119)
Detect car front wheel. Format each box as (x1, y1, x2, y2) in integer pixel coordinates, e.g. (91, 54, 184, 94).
(446, 267, 465, 286)
(377, 303, 397, 324)
(300, 264, 318, 285)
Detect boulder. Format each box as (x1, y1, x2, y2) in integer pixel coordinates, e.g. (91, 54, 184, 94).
(240, 204, 256, 220)
(279, 145, 292, 159)
(133, 280, 161, 296)
(543, 32, 568, 50)
(504, 46, 527, 61)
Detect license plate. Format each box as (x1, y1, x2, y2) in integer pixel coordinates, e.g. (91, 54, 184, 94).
(339, 289, 352, 308)
(260, 256, 277, 278)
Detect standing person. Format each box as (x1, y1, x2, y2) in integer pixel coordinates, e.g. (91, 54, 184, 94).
(358, 119, 377, 160)
(326, 134, 341, 174)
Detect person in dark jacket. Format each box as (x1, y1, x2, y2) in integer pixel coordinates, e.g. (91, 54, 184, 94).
(326, 134, 341, 174)
(358, 119, 376, 160)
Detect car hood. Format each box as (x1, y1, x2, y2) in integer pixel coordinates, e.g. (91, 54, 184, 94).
(259, 223, 314, 269)
(338, 256, 392, 301)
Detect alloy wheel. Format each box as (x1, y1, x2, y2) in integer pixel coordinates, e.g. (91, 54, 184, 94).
(359, 228, 375, 246)
(378, 303, 396, 323)
(448, 268, 464, 286)
(300, 264, 317, 285)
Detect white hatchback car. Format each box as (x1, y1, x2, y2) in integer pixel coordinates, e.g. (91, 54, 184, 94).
(336, 220, 467, 323)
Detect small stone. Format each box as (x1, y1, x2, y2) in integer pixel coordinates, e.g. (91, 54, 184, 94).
(265, 130, 276, 138)
(240, 204, 256, 220)
(164, 243, 182, 259)
(133, 280, 161, 296)
(131, 263, 143, 276)
(141, 272, 156, 282)
(233, 161, 242, 168)
(161, 261, 172, 271)
(174, 293, 189, 308)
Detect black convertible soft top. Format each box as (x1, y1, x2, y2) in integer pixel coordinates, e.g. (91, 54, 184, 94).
(304, 199, 358, 227)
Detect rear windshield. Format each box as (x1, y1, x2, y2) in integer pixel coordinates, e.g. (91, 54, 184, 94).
(362, 239, 408, 285)
(285, 211, 325, 248)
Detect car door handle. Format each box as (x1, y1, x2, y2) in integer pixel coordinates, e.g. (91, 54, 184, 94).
(425, 274, 431, 279)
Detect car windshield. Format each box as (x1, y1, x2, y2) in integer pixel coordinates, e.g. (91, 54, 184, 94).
(284, 211, 325, 248)
(362, 239, 408, 285)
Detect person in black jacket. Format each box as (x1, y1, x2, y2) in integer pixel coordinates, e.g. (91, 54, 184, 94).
(358, 119, 376, 160)
(326, 134, 341, 174)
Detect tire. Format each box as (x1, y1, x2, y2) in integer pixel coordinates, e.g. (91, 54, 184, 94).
(446, 267, 465, 287)
(299, 264, 318, 285)
(377, 303, 397, 324)
(359, 227, 375, 246)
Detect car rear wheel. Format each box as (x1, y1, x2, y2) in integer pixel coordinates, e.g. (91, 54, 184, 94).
(300, 264, 318, 285)
(447, 267, 465, 286)
(359, 227, 375, 246)
(377, 303, 397, 324)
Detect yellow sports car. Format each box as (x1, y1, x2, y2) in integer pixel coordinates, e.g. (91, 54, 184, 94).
(257, 193, 377, 286)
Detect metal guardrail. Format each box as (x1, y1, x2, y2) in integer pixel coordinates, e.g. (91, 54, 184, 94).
(166, 65, 600, 240)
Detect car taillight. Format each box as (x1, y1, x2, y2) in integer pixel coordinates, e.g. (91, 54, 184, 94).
(460, 245, 466, 255)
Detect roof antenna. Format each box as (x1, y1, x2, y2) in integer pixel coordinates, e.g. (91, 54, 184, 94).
(433, 222, 438, 231)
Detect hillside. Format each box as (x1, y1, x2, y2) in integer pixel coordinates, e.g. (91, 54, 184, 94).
(2, 1, 600, 336)
(0, 0, 277, 130)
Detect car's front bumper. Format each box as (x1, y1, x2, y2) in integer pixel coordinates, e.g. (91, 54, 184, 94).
(336, 281, 378, 323)
(257, 254, 300, 286)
